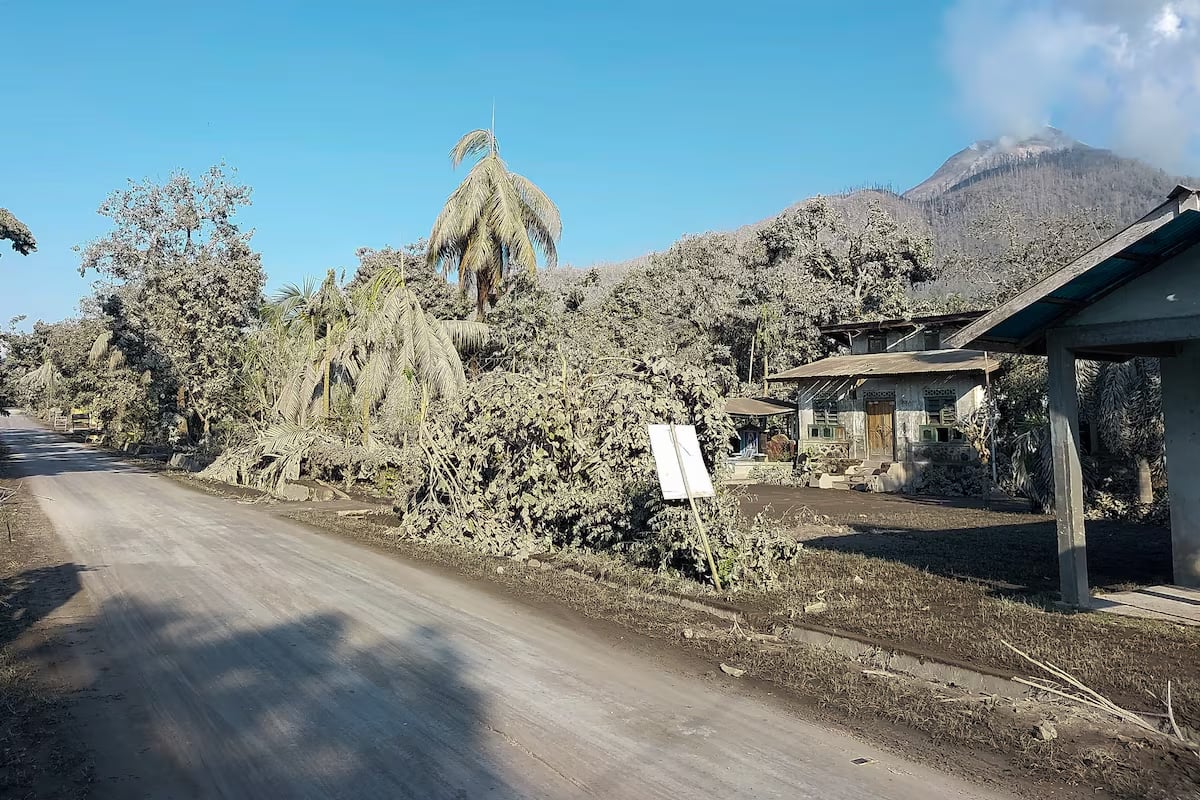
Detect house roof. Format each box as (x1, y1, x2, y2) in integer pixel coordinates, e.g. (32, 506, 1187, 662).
(948, 185, 1200, 354)
(723, 397, 795, 416)
(765, 349, 999, 382)
(819, 310, 986, 335)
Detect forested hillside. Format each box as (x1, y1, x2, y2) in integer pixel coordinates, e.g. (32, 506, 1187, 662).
(557, 127, 1192, 304)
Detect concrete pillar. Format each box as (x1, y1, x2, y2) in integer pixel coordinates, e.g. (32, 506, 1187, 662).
(1046, 333, 1090, 605)
(1160, 341, 1200, 588)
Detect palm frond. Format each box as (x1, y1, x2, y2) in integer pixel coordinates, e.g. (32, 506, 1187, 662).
(484, 156, 538, 272)
(89, 330, 113, 364)
(509, 171, 562, 240)
(440, 319, 490, 352)
(449, 128, 495, 168)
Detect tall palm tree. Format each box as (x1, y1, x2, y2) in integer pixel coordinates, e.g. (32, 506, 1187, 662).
(428, 128, 562, 316)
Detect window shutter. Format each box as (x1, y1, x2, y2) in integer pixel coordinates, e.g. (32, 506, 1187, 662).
(939, 403, 957, 425)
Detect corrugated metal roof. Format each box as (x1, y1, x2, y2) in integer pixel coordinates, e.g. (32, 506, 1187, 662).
(765, 349, 999, 381)
(723, 397, 795, 416)
(949, 186, 1200, 354)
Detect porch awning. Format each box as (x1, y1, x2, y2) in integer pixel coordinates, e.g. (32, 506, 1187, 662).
(948, 185, 1200, 354)
(723, 397, 795, 416)
(765, 349, 998, 382)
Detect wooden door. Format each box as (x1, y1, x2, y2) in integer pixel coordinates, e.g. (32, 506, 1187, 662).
(866, 400, 895, 459)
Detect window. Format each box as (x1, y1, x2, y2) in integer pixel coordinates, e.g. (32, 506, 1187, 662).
(866, 333, 887, 353)
(920, 425, 965, 443)
(813, 399, 839, 425)
(923, 328, 941, 350)
(924, 395, 957, 425)
(920, 392, 963, 444)
(807, 399, 842, 440)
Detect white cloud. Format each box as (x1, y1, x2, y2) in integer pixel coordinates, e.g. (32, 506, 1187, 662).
(1153, 5, 1183, 39)
(943, 0, 1200, 173)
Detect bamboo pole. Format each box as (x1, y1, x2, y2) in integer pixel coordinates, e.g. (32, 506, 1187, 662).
(669, 424, 722, 592)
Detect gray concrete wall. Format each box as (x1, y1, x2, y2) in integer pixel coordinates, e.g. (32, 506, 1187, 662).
(1160, 340, 1200, 588)
(1065, 241, 1200, 327)
(795, 373, 983, 466)
(849, 326, 944, 354)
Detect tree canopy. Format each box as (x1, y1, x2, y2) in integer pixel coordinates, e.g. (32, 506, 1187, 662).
(0, 208, 36, 258)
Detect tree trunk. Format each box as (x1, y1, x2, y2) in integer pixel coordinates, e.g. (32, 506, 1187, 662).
(747, 333, 756, 385)
(1135, 456, 1154, 505)
(323, 355, 332, 418)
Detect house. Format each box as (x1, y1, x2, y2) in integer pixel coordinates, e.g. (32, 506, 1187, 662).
(723, 397, 797, 481)
(950, 185, 1200, 607)
(765, 312, 998, 491)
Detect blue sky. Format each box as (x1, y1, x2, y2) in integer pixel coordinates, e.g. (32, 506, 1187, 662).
(1, 1, 1029, 325)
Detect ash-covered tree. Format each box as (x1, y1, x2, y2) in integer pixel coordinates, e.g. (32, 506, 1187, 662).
(428, 128, 561, 317)
(0, 208, 36, 258)
(79, 165, 265, 442)
(1082, 358, 1163, 506)
(585, 197, 934, 388)
(349, 241, 469, 321)
(937, 202, 1115, 305)
(755, 197, 933, 321)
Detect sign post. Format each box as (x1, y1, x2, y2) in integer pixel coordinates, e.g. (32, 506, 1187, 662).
(647, 423, 722, 592)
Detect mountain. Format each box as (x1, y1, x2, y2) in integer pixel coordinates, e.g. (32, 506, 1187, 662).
(906, 128, 1190, 259)
(904, 127, 1081, 201)
(557, 128, 1193, 294)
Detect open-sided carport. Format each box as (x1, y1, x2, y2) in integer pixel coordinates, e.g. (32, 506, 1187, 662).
(950, 185, 1200, 606)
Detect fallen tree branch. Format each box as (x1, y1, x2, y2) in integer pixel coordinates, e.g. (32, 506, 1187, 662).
(1001, 640, 1199, 759)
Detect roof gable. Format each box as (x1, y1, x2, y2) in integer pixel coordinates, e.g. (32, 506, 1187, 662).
(948, 186, 1200, 354)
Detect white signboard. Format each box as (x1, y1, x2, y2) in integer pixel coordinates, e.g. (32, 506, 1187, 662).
(647, 424, 715, 500)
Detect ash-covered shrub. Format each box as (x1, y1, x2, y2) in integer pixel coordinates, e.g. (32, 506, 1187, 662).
(914, 462, 986, 498)
(397, 356, 799, 588)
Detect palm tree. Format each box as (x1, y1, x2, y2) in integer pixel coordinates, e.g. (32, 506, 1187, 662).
(17, 359, 63, 410)
(428, 128, 562, 316)
(1081, 358, 1163, 505)
(346, 265, 488, 444)
(267, 271, 349, 420)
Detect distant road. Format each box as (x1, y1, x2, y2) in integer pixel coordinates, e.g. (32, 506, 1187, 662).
(0, 413, 1011, 800)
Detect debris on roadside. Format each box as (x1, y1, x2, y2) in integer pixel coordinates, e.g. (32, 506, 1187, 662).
(1032, 719, 1058, 741)
(720, 663, 746, 678)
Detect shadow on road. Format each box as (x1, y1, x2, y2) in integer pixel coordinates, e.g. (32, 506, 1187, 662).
(0, 562, 84, 649)
(80, 598, 516, 798)
(0, 424, 148, 479)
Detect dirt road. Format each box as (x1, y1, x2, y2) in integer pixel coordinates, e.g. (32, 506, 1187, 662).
(1, 414, 1013, 800)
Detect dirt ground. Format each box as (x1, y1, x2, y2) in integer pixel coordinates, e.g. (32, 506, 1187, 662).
(739, 485, 1173, 593)
(0, 466, 94, 798)
(2, 415, 1024, 800)
(165, 460, 1200, 798)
